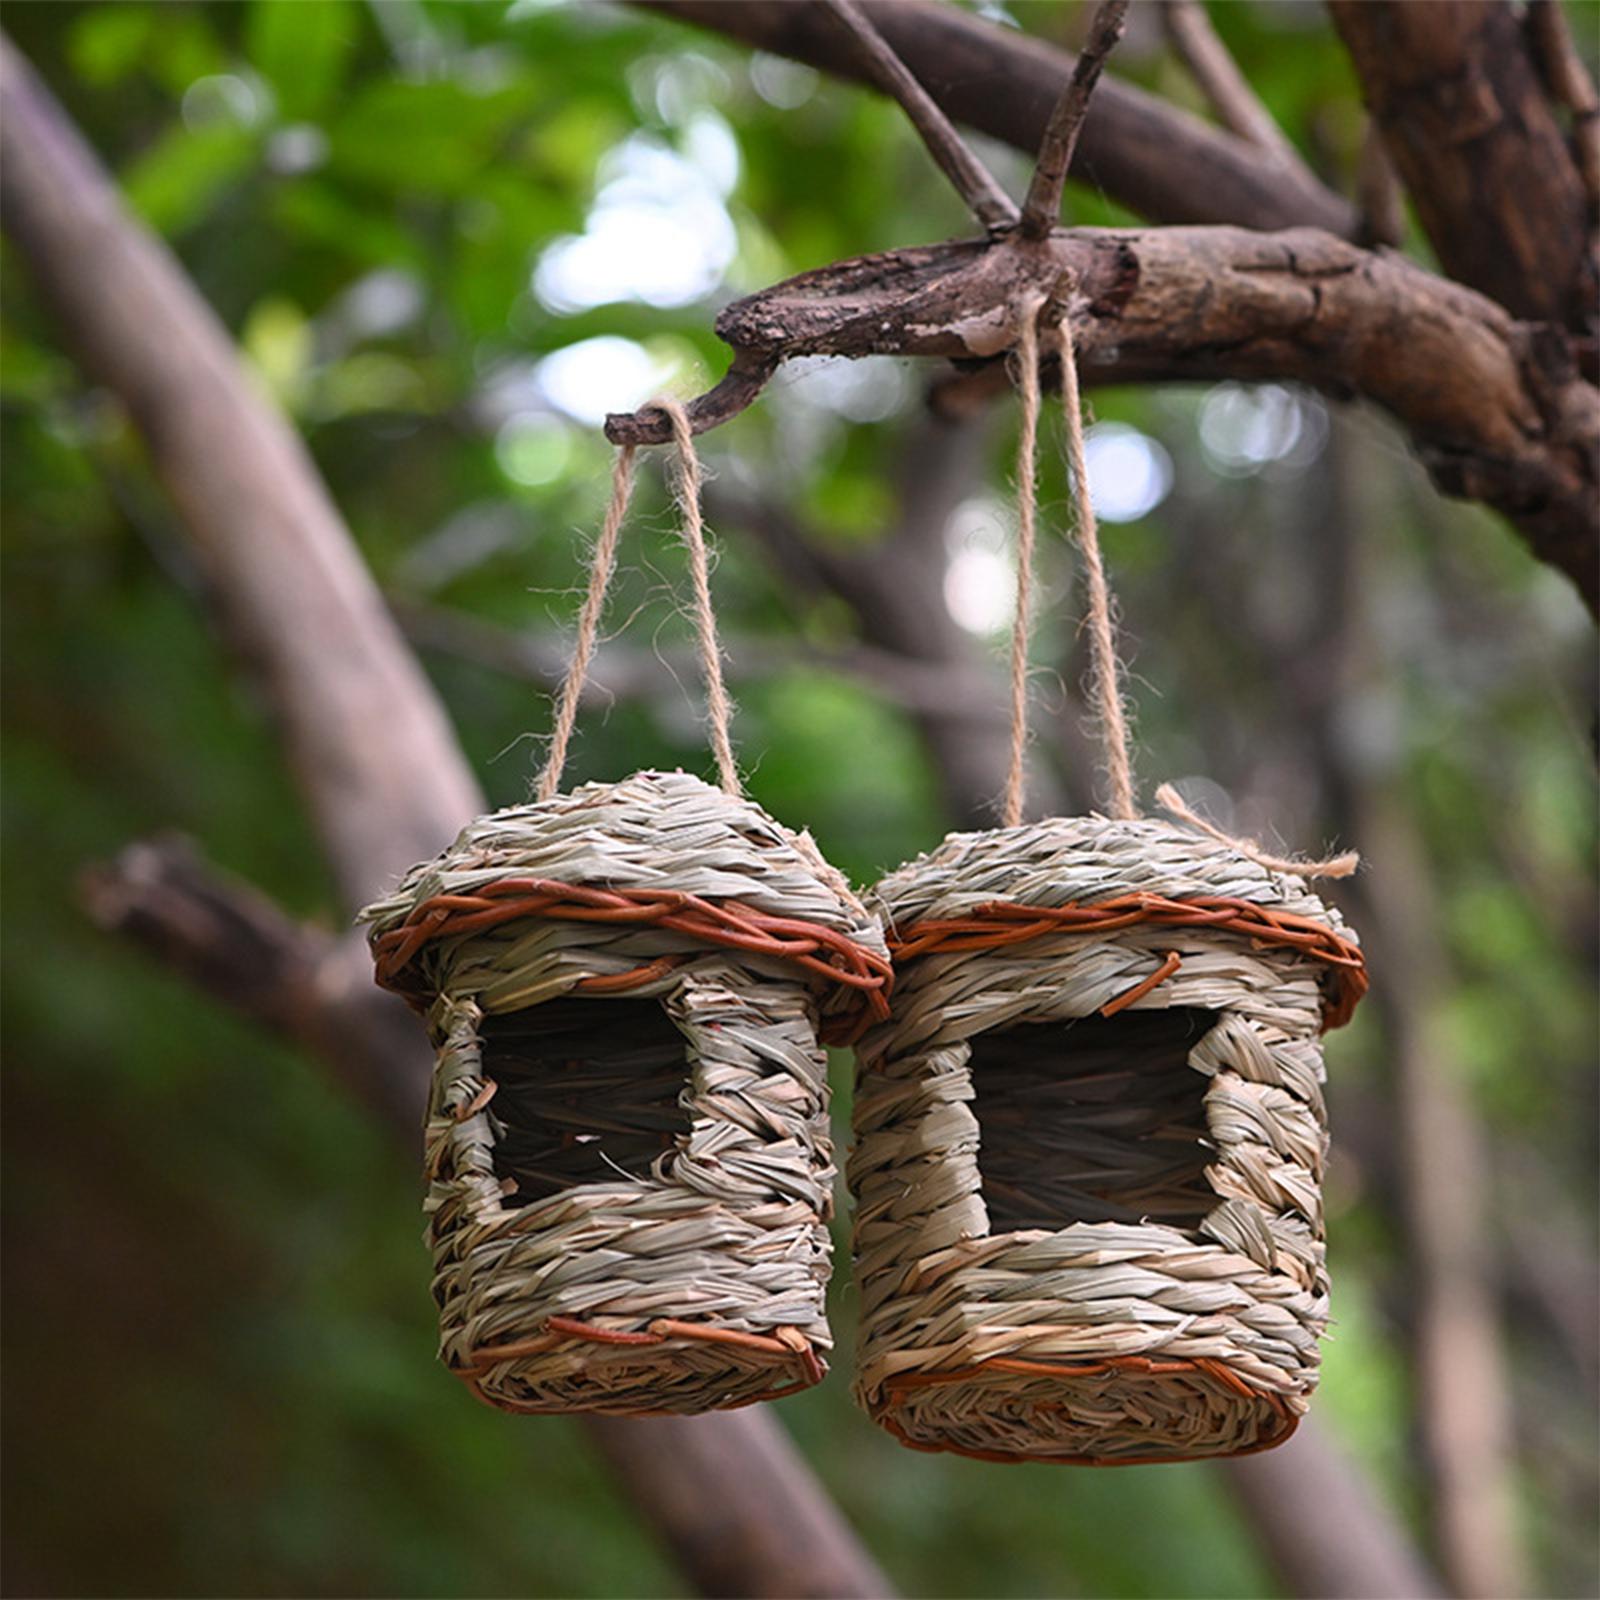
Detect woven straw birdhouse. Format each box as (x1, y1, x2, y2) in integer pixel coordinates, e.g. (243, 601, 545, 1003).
(849, 814, 1366, 1464)
(364, 769, 890, 1416)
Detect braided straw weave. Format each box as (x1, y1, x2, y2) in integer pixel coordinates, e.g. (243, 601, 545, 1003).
(849, 813, 1365, 1464)
(363, 769, 890, 1415)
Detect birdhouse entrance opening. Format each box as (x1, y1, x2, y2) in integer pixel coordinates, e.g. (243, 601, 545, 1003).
(479, 997, 693, 1207)
(971, 1006, 1219, 1236)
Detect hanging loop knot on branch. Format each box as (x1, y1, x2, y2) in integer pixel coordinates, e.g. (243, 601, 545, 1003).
(535, 444, 638, 803)
(1004, 281, 1139, 828)
(658, 397, 741, 798)
(534, 397, 741, 802)
(1001, 290, 1048, 830)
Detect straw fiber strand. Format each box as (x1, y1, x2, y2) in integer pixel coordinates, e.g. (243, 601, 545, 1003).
(364, 769, 888, 1415)
(851, 813, 1364, 1463)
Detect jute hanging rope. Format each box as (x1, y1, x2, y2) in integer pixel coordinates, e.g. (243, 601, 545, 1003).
(366, 402, 889, 1416)
(848, 291, 1366, 1464)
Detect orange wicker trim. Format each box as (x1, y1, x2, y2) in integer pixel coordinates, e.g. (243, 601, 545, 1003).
(371, 876, 893, 1043)
(876, 1353, 1299, 1466)
(889, 891, 1367, 1031)
(456, 1313, 826, 1413)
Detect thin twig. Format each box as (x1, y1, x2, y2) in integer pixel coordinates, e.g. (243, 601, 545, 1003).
(1160, 0, 1308, 171)
(639, 0, 1360, 236)
(1356, 120, 1407, 248)
(1020, 0, 1130, 238)
(820, 0, 1017, 231)
(605, 348, 776, 444)
(1526, 0, 1600, 213)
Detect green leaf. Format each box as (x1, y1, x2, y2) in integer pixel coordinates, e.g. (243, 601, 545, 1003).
(327, 79, 539, 195)
(67, 5, 155, 88)
(241, 296, 313, 411)
(269, 181, 425, 271)
(245, 0, 359, 122)
(121, 123, 258, 235)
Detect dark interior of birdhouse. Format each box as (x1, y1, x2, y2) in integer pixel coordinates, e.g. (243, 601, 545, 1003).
(479, 997, 693, 1206)
(971, 1006, 1219, 1235)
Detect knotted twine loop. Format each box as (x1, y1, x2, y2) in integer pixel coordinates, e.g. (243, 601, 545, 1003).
(660, 399, 740, 797)
(535, 445, 638, 802)
(1007, 295, 1356, 877)
(1005, 291, 1137, 824)
(1002, 293, 1046, 829)
(534, 398, 740, 802)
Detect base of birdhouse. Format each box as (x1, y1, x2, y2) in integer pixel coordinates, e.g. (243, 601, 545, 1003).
(454, 1283, 827, 1416)
(873, 1355, 1301, 1465)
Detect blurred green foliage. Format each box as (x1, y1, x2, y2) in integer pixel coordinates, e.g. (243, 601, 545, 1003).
(3, 3, 1595, 1596)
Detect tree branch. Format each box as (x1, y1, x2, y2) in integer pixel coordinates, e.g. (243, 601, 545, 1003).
(1020, 0, 1129, 239)
(1222, 1425, 1446, 1599)
(0, 33, 894, 1600)
(606, 349, 778, 445)
(636, 0, 1360, 238)
(1329, 0, 1595, 333)
(0, 33, 477, 909)
(1355, 791, 1525, 1600)
(619, 223, 1598, 610)
(1526, 0, 1600, 215)
(1223, 413, 1520, 1600)
(79, 836, 428, 1136)
(1355, 122, 1407, 249)
(1161, 0, 1314, 172)
(820, 0, 1017, 232)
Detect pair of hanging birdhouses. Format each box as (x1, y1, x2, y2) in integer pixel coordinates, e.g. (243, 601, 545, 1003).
(361, 0, 1368, 1460)
(361, 387, 1365, 1459)
(365, 787, 1362, 1457)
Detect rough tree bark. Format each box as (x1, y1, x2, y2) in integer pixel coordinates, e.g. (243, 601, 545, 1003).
(1329, 0, 1595, 333)
(0, 33, 891, 1600)
(611, 224, 1599, 611)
